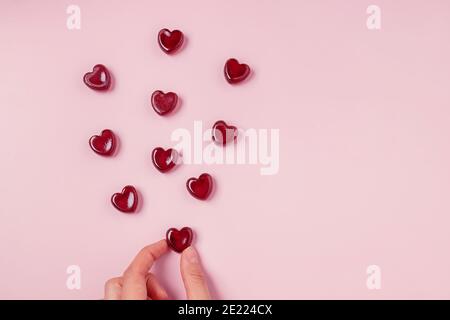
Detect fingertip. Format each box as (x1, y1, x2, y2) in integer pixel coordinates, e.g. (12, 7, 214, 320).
(145, 239, 169, 256)
(181, 246, 199, 264)
(158, 239, 169, 251)
(180, 246, 211, 300)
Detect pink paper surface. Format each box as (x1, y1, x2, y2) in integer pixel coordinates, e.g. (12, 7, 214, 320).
(1, 0, 450, 299)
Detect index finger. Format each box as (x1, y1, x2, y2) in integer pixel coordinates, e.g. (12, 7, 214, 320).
(121, 240, 168, 299)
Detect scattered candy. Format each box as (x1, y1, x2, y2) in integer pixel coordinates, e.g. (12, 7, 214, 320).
(152, 147, 178, 173)
(158, 29, 184, 54)
(212, 120, 237, 146)
(111, 185, 138, 213)
(89, 129, 116, 156)
(84, 31, 246, 228)
(186, 173, 213, 200)
(166, 227, 193, 253)
(83, 64, 111, 91)
(151, 90, 178, 116)
(224, 58, 250, 84)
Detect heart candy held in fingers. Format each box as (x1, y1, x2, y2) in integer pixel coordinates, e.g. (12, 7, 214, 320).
(166, 227, 194, 253)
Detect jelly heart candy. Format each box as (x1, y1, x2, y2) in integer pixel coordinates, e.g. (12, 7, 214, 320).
(212, 120, 237, 146)
(186, 173, 213, 200)
(111, 185, 138, 213)
(83, 64, 111, 91)
(166, 227, 193, 253)
(152, 147, 178, 173)
(89, 129, 116, 156)
(158, 29, 184, 54)
(224, 58, 250, 84)
(151, 90, 178, 116)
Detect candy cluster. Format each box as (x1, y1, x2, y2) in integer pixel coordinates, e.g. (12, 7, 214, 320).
(84, 29, 251, 253)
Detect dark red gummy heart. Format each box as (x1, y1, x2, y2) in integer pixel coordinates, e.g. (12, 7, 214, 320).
(83, 64, 111, 91)
(89, 129, 116, 156)
(158, 29, 184, 54)
(166, 227, 193, 253)
(212, 120, 237, 146)
(186, 173, 213, 200)
(151, 90, 178, 116)
(111, 185, 138, 213)
(224, 58, 250, 84)
(152, 147, 178, 173)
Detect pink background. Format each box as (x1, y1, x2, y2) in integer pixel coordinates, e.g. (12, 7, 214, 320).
(1, 0, 450, 299)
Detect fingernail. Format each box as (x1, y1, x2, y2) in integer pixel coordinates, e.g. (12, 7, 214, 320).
(184, 246, 199, 264)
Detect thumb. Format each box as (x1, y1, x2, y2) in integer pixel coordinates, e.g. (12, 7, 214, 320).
(180, 246, 211, 300)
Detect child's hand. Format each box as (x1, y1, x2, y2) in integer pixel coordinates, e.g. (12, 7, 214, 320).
(104, 240, 211, 300)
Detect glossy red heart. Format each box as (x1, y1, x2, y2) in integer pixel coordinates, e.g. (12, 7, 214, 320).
(166, 227, 193, 253)
(212, 120, 237, 146)
(158, 29, 184, 54)
(152, 147, 178, 173)
(83, 64, 111, 91)
(89, 129, 116, 156)
(151, 90, 178, 116)
(186, 173, 213, 200)
(111, 185, 138, 213)
(224, 58, 250, 84)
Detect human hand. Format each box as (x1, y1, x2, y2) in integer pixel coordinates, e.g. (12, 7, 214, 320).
(104, 240, 211, 300)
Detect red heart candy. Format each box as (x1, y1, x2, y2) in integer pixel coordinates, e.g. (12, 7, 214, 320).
(111, 185, 138, 213)
(186, 173, 213, 200)
(151, 90, 178, 116)
(224, 58, 250, 84)
(89, 129, 116, 156)
(166, 227, 193, 253)
(152, 147, 178, 173)
(83, 64, 111, 91)
(212, 120, 237, 146)
(158, 29, 184, 54)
